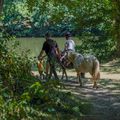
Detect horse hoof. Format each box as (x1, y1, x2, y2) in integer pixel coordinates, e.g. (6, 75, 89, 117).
(93, 85, 98, 89)
(80, 84, 82, 87)
(96, 86, 98, 89)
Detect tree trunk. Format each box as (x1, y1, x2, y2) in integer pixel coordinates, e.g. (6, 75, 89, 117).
(0, 0, 4, 14)
(112, 0, 120, 57)
(115, 19, 120, 57)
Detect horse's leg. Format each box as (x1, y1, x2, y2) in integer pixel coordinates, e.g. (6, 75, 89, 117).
(93, 79, 99, 89)
(59, 61, 68, 80)
(61, 67, 68, 80)
(89, 71, 95, 88)
(77, 72, 82, 87)
(79, 77, 82, 87)
(63, 68, 68, 80)
(61, 68, 64, 80)
(92, 62, 100, 88)
(93, 72, 100, 88)
(93, 78, 97, 88)
(81, 72, 85, 78)
(90, 72, 98, 88)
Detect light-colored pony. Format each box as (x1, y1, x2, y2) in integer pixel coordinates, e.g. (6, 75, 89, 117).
(67, 52, 100, 88)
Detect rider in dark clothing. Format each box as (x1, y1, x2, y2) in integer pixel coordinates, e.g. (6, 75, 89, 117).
(38, 32, 60, 80)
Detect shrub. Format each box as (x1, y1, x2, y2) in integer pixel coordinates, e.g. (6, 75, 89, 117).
(76, 35, 116, 63)
(0, 34, 33, 96)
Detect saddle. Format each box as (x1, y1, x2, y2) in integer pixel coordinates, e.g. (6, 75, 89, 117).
(65, 61, 73, 69)
(60, 51, 73, 69)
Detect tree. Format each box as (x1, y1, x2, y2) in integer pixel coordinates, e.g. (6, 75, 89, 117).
(111, 0, 120, 57)
(1, 0, 120, 58)
(0, 0, 4, 14)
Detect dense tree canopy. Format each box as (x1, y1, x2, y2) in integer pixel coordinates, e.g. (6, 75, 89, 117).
(0, 0, 4, 14)
(0, 1, 120, 119)
(0, 0, 120, 58)
(25, 0, 119, 57)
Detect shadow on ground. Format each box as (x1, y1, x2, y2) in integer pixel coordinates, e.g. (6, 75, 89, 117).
(61, 76, 120, 120)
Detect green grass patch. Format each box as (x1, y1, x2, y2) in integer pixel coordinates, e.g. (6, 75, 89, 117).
(16, 37, 80, 57)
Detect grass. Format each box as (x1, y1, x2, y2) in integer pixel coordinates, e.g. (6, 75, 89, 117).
(16, 37, 81, 57)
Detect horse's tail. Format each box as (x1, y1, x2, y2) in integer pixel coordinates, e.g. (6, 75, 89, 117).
(93, 59, 100, 80)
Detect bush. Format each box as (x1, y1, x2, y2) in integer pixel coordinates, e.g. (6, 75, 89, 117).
(0, 33, 92, 119)
(0, 80, 91, 120)
(76, 35, 116, 63)
(0, 34, 34, 96)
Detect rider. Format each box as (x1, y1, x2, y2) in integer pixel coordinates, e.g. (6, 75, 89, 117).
(62, 32, 85, 78)
(60, 32, 75, 65)
(38, 32, 60, 80)
(64, 32, 75, 52)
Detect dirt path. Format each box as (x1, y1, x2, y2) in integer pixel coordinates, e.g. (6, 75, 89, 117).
(33, 61, 120, 120)
(61, 63, 120, 120)
(63, 72, 120, 120)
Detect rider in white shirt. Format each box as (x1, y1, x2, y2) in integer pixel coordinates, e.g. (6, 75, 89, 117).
(60, 32, 75, 62)
(61, 32, 85, 78)
(64, 32, 75, 52)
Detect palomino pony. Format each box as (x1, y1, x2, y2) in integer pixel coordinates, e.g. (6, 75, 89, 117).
(66, 51, 100, 88)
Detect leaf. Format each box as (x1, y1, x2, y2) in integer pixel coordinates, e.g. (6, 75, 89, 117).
(72, 106, 80, 112)
(47, 108, 56, 113)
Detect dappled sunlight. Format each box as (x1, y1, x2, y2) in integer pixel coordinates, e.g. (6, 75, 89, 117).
(1, 0, 120, 119)
(101, 59, 120, 74)
(56, 70, 120, 120)
(101, 66, 120, 74)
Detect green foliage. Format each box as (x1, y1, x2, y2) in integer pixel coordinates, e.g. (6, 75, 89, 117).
(2, 0, 118, 60)
(76, 35, 116, 62)
(0, 34, 34, 95)
(20, 81, 91, 119)
(0, 33, 91, 119)
(2, 0, 75, 37)
(0, 81, 91, 119)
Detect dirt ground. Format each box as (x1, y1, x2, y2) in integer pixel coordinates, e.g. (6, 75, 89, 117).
(33, 59, 120, 120)
(62, 60, 120, 120)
